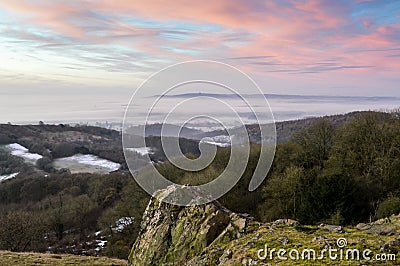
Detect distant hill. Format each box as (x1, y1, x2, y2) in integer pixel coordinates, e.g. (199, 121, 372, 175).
(249, 110, 392, 143)
(157, 92, 399, 102)
(0, 110, 392, 145)
(0, 123, 120, 144)
(126, 110, 394, 144)
(126, 123, 202, 139)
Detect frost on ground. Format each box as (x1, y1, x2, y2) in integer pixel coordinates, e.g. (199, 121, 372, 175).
(200, 135, 231, 147)
(0, 172, 19, 182)
(95, 240, 107, 252)
(5, 143, 42, 163)
(53, 154, 120, 174)
(125, 147, 152, 156)
(114, 217, 134, 232)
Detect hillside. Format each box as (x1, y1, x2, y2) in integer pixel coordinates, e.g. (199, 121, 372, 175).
(0, 251, 127, 266)
(125, 110, 393, 144)
(248, 110, 392, 143)
(0, 110, 399, 262)
(129, 185, 400, 265)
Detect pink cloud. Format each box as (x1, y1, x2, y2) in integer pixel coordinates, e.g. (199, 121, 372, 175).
(0, 0, 399, 92)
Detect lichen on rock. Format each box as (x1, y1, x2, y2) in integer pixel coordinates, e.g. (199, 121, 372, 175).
(128, 185, 252, 265)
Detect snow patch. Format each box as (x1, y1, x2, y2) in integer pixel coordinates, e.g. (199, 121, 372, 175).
(114, 217, 134, 232)
(95, 240, 107, 251)
(54, 154, 120, 173)
(126, 147, 153, 156)
(200, 135, 231, 147)
(5, 143, 43, 163)
(0, 172, 19, 182)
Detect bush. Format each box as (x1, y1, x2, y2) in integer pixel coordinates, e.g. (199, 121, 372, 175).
(0, 211, 47, 252)
(376, 196, 400, 219)
(36, 156, 53, 171)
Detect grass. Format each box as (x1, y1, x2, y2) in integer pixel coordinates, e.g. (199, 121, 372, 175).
(0, 251, 127, 266)
(195, 216, 400, 265)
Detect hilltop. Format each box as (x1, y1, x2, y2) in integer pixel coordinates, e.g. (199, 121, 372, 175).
(128, 185, 400, 265)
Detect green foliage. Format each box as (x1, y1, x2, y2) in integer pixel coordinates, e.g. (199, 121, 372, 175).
(0, 149, 28, 176)
(376, 196, 400, 219)
(0, 171, 142, 257)
(257, 113, 400, 225)
(36, 156, 53, 171)
(292, 118, 334, 169)
(259, 166, 303, 221)
(104, 239, 131, 259)
(148, 113, 400, 226)
(0, 211, 47, 252)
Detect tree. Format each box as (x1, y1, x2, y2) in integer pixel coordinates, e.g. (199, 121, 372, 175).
(293, 118, 334, 169)
(0, 211, 46, 252)
(68, 194, 98, 238)
(331, 112, 400, 219)
(376, 196, 400, 219)
(36, 156, 53, 171)
(259, 166, 303, 221)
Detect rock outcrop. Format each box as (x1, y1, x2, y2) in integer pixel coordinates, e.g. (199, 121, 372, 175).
(128, 185, 251, 265)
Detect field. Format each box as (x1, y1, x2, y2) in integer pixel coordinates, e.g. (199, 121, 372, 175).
(0, 251, 127, 266)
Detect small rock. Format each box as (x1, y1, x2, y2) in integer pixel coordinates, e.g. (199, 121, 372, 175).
(356, 223, 371, 231)
(246, 241, 255, 248)
(382, 243, 390, 252)
(219, 249, 232, 264)
(389, 239, 400, 247)
(225, 248, 233, 259)
(253, 233, 261, 241)
(232, 217, 247, 232)
(273, 219, 300, 227)
(277, 236, 290, 245)
(366, 224, 397, 235)
(319, 224, 344, 233)
(358, 238, 367, 247)
(312, 236, 326, 243)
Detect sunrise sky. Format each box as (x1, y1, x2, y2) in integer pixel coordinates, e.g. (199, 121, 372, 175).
(0, 0, 399, 123)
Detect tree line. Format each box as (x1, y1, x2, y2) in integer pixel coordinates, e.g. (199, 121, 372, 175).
(158, 111, 400, 225)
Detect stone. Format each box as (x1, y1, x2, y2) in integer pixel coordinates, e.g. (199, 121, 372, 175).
(356, 223, 371, 231)
(128, 185, 251, 266)
(366, 224, 397, 235)
(389, 239, 400, 247)
(319, 224, 344, 233)
(277, 236, 290, 245)
(273, 219, 300, 227)
(312, 235, 326, 243)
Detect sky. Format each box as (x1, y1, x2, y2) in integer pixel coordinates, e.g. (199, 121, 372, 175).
(0, 0, 399, 124)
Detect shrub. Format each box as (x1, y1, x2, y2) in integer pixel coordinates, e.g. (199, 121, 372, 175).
(376, 196, 400, 219)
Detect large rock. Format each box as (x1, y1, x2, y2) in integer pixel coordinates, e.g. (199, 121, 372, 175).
(128, 185, 251, 266)
(358, 215, 400, 236)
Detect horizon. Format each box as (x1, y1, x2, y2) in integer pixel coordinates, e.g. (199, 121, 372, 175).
(2, 103, 399, 130)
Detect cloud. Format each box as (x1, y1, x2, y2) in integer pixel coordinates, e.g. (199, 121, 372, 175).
(0, 0, 399, 94)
